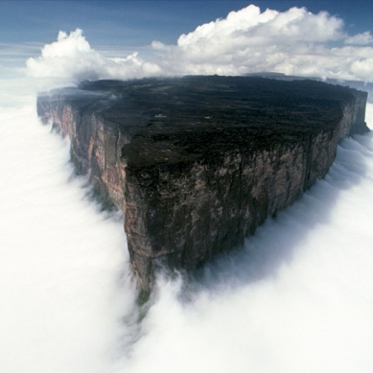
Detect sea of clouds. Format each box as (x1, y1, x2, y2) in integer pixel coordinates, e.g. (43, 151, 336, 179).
(2, 4, 373, 373)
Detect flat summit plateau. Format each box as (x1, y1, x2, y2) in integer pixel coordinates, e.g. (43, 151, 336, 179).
(37, 76, 368, 291)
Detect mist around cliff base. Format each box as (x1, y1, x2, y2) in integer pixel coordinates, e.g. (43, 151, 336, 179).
(125, 108, 373, 373)
(1, 85, 373, 373)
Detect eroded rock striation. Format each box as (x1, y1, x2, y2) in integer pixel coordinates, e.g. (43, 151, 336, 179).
(37, 76, 368, 292)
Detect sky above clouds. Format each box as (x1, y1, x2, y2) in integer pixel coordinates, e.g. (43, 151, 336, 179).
(2, 1, 373, 85)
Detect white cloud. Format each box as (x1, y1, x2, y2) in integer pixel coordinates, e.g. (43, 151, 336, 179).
(345, 31, 373, 45)
(120, 117, 373, 373)
(155, 5, 373, 83)
(26, 29, 162, 87)
(150, 5, 348, 77)
(26, 5, 373, 88)
(150, 5, 373, 82)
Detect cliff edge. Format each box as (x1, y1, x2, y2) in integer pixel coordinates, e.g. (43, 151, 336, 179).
(37, 76, 368, 292)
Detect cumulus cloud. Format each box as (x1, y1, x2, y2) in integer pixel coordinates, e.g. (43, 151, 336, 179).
(26, 29, 162, 87)
(27, 5, 373, 87)
(152, 5, 373, 81)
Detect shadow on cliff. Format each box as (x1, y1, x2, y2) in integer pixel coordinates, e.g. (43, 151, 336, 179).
(175, 132, 373, 298)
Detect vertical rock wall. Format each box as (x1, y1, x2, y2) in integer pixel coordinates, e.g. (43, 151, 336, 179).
(38, 97, 127, 209)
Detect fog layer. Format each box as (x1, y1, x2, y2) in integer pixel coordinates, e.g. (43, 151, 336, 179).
(1, 95, 373, 373)
(0, 100, 138, 373)
(117, 105, 373, 373)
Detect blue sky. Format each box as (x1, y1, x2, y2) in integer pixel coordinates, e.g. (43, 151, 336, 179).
(1, 0, 372, 48)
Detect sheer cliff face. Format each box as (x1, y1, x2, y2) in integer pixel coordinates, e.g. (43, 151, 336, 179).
(37, 77, 368, 292)
(38, 97, 127, 210)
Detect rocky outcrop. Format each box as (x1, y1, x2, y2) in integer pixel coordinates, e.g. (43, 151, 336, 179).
(37, 76, 368, 292)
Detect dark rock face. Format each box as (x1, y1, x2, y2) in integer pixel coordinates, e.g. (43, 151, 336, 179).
(37, 76, 368, 292)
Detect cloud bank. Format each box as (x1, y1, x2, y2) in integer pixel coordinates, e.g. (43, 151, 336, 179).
(26, 29, 162, 86)
(0, 102, 138, 373)
(3, 97, 373, 373)
(27, 5, 373, 86)
(119, 107, 373, 373)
